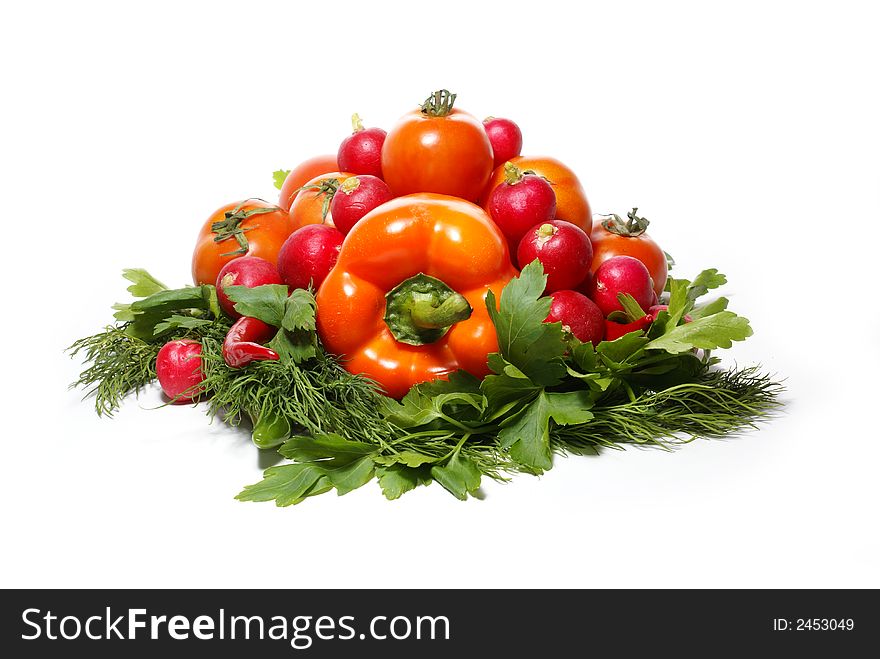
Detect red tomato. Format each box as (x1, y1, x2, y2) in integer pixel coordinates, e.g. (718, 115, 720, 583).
(278, 154, 339, 212)
(482, 156, 592, 233)
(288, 171, 354, 230)
(191, 200, 294, 286)
(381, 90, 494, 202)
(590, 217, 668, 296)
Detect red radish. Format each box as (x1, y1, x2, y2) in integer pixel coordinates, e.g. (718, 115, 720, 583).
(329, 175, 394, 235)
(588, 255, 655, 317)
(337, 113, 387, 179)
(488, 163, 557, 248)
(156, 339, 205, 402)
(216, 256, 284, 318)
(517, 220, 593, 293)
(544, 290, 604, 345)
(483, 117, 523, 168)
(277, 224, 344, 291)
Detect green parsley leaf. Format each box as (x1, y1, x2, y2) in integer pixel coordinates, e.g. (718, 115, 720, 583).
(618, 293, 647, 321)
(122, 268, 168, 298)
(663, 277, 691, 329)
(236, 464, 331, 505)
(481, 370, 541, 420)
(239, 433, 378, 505)
(153, 315, 214, 335)
(273, 169, 291, 190)
(236, 457, 375, 505)
(570, 340, 599, 372)
(111, 303, 137, 323)
(376, 464, 433, 500)
(597, 332, 650, 365)
(266, 328, 317, 363)
(627, 352, 707, 389)
(381, 371, 484, 428)
(485, 260, 567, 385)
(282, 289, 317, 332)
(662, 270, 727, 330)
(374, 450, 438, 468)
(225, 284, 289, 328)
(430, 449, 482, 501)
(278, 434, 375, 463)
(646, 311, 753, 353)
(689, 296, 729, 320)
(116, 285, 217, 338)
(687, 269, 727, 305)
(499, 390, 594, 472)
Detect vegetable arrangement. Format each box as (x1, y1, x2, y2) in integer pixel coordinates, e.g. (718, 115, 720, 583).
(71, 90, 782, 505)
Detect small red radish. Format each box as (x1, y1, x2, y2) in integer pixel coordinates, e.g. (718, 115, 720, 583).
(544, 290, 604, 345)
(488, 163, 557, 248)
(483, 117, 523, 168)
(156, 339, 205, 403)
(517, 220, 593, 293)
(588, 255, 655, 316)
(277, 224, 344, 291)
(216, 256, 284, 318)
(329, 175, 394, 235)
(337, 113, 387, 179)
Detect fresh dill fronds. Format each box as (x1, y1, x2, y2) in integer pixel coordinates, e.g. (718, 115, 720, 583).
(200, 336, 395, 446)
(553, 366, 785, 452)
(68, 321, 229, 416)
(68, 326, 162, 417)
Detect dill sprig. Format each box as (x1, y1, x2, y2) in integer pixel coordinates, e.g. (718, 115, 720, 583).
(68, 322, 229, 416)
(553, 366, 785, 452)
(199, 335, 395, 446)
(68, 326, 162, 417)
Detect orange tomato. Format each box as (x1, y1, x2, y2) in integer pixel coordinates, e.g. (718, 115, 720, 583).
(191, 200, 295, 286)
(482, 156, 592, 233)
(277, 154, 339, 212)
(288, 171, 354, 230)
(381, 92, 494, 202)
(590, 219, 668, 296)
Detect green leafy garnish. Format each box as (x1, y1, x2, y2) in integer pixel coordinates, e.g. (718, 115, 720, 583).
(485, 260, 567, 385)
(71, 263, 782, 505)
(273, 169, 291, 190)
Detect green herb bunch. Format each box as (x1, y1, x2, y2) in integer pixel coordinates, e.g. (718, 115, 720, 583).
(71, 264, 783, 505)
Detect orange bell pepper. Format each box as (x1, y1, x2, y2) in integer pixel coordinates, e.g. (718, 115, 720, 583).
(316, 193, 517, 398)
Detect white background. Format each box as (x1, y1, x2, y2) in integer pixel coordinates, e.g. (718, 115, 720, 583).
(1, 0, 878, 589)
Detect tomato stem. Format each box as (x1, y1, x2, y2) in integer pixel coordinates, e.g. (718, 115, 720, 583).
(598, 207, 651, 237)
(420, 89, 457, 117)
(211, 200, 281, 257)
(298, 178, 341, 221)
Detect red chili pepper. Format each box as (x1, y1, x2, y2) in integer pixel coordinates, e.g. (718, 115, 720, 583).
(222, 316, 280, 368)
(604, 315, 652, 341)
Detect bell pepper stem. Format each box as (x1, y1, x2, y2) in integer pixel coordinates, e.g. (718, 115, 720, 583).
(410, 293, 471, 330)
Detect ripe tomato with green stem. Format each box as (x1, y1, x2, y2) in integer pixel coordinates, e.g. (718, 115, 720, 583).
(381, 90, 494, 202)
(590, 208, 668, 296)
(288, 171, 354, 230)
(191, 199, 295, 286)
(277, 154, 339, 212)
